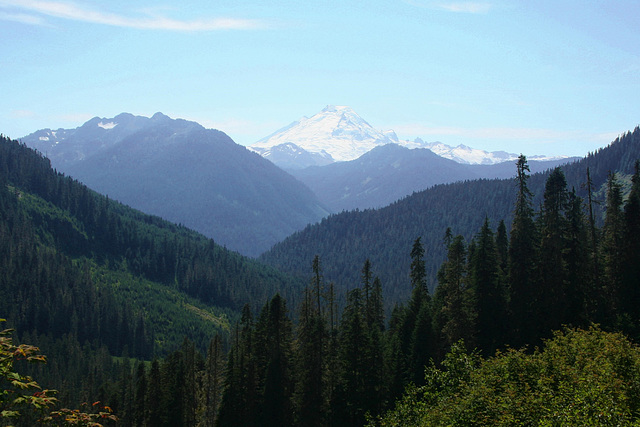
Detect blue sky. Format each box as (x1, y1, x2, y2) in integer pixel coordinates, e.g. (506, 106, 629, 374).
(1, 0, 639, 157)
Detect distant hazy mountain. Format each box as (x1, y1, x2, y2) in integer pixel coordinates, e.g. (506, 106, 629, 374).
(21, 113, 329, 257)
(291, 143, 577, 212)
(250, 105, 569, 170)
(419, 139, 565, 165)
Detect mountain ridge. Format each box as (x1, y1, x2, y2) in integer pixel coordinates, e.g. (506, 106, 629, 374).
(290, 143, 577, 212)
(20, 112, 329, 257)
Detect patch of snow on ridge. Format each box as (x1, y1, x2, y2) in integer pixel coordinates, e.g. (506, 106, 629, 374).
(98, 121, 117, 130)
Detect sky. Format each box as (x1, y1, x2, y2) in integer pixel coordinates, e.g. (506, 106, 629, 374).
(1, 0, 639, 157)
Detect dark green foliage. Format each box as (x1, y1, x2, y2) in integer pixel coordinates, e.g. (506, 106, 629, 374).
(434, 234, 473, 350)
(333, 288, 371, 425)
(217, 305, 258, 427)
(255, 294, 294, 427)
(386, 239, 435, 388)
(468, 218, 507, 355)
(619, 161, 640, 337)
(333, 260, 386, 426)
(563, 188, 592, 326)
(537, 167, 570, 333)
(602, 171, 625, 323)
(292, 293, 328, 426)
(203, 335, 225, 427)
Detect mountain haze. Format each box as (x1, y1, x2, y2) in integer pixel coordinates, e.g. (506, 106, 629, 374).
(291, 143, 576, 212)
(21, 113, 329, 257)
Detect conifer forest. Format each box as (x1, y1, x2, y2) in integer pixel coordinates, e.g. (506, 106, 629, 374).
(2, 128, 640, 426)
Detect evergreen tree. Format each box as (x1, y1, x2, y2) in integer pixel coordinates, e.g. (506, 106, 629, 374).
(255, 294, 294, 427)
(468, 218, 507, 355)
(495, 219, 508, 275)
(293, 259, 328, 427)
(162, 350, 185, 427)
(564, 188, 591, 327)
(146, 359, 164, 427)
(405, 237, 433, 384)
(217, 305, 258, 427)
(434, 234, 474, 350)
(202, 335, 225, 427)
(508, 155, 539, 347)
(620, 161, 640, 337)
(383, 304, 409, 403)
(133, 362, 147, 427)
(537, 168, 570, 334)
(584, 167, 603, 322)
(334, 288, 371, 426)
(410, 238, 428, 295)
(602, 171, 624, 325)
(180, 338, 199, 427)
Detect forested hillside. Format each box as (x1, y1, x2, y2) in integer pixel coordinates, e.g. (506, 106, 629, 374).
(0, 134, 303, 409)
(260, 127, 640, 306)
(107, 151, 640, 426)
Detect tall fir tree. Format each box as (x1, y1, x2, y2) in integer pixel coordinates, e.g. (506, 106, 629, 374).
(203, 335, 225, 427)
(620, 161, 640, 337)
(434, 234, 474, 350)
(602, 171, 624, 325)
(563, 188, 591, 327)
(217, 305, 258, 427)
(495, 219, 509, 275)
(468, 218, 507, 356)
(508, 154, 539, 348)
(334, 288, 372, 426)
(406, 237, 433, 383)
(292, 258, 328, 427)
(537, 168, 570, 335)
(255, 294, 294, 427)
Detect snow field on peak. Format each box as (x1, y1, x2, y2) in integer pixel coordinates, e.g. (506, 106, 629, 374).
(98, 121, 118, 130)
(251, 105, 394, 162)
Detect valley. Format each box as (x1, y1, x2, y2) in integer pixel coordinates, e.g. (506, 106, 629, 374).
(4, 116, 640, 426)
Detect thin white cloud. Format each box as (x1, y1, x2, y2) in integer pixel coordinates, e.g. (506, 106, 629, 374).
(404, 0, 492, 14)
(0, 0, 269, 31)
(9, 109, 38, 119)
(0, 10, 46, 25)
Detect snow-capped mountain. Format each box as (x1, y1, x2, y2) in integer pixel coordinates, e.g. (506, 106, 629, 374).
(417, 140, 517, 165)
(413, 139, 565, 165)
(250, 105, 398, 169)
(251, 106, 567, 169)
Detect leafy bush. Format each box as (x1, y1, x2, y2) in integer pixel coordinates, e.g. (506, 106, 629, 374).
(373, 327, 640, 426)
